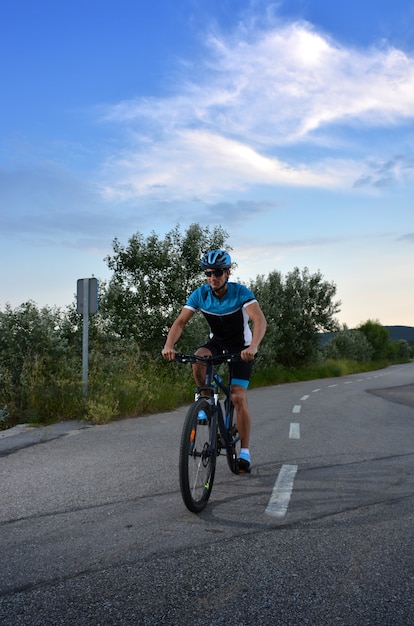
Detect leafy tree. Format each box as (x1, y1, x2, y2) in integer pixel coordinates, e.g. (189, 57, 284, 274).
(323, 326, 373, 362)
(387, 339, 411, 361)
(0, 302, 70, 386)
(250, 267, 341, 367)
(248, 271, 284, 366)
(102, 223, 230, 352)
(0, 302, 74, 418)
(357, 320, 390, 360)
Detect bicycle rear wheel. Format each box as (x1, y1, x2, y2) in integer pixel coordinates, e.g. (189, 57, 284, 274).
(225, 402, 240, 474)
(179, 398, 217, 513)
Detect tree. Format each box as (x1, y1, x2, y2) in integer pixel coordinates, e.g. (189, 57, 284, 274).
(386, 339, 411, 361)
(357, 320, 390, 361)
(0, 302, 73, 417)
(248, 271, 284, 366)
(102, 223, 230, 352)
(250, 267, 341, 367)
(323, 326, 373, 362)
(0, 302, 70, 387)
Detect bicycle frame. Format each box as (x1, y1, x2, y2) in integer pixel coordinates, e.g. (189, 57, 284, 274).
(175, 353, 242, 512)
(180, 354, 239, 456)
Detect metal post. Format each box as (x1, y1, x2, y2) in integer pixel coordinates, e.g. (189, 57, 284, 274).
(82, 279, 89, 398)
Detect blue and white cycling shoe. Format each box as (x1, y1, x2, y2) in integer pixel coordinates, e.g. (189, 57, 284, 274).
(237, 451, 251, 473)
(197, 409, 208, 425)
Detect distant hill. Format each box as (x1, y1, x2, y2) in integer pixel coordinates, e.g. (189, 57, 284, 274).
(385, 326, 414, 342)
(320, 325, 414, 345)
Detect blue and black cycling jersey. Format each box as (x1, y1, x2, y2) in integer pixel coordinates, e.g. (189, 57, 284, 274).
(184, 282, 257, 347)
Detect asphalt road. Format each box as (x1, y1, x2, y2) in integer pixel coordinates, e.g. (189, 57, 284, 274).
(1, 363, 413, 625)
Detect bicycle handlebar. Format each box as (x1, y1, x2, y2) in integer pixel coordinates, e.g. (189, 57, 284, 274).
(174, 353, 241, 365)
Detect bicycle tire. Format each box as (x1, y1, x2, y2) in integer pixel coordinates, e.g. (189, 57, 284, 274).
(179, 397, 217, 513)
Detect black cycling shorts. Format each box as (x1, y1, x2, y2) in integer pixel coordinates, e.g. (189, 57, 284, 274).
(199, 339, 253, 388)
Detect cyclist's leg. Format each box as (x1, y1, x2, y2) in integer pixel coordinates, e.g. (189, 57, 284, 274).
(231, 384, 252, 472)
(192, 340, 219, 387)
(230, 357, 253, 471)
(231, 383, 251, 447)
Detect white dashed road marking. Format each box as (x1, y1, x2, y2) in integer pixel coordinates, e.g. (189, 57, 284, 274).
(289, 423, 300, 439)
(266, 464, 298, 518)
(268, 368, 398, 518)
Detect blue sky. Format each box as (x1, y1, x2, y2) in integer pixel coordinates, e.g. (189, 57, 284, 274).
(1, 0, 413, 327)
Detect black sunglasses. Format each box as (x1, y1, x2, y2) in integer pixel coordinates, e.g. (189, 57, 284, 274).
(205, 269, 225, 277)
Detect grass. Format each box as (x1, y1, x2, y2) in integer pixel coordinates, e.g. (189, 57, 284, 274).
(250, 358, 398, 388)
(0, 356, 409, 429)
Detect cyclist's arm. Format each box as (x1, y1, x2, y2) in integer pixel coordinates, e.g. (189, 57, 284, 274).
(241, 301, 267, 361)
(161, 307, 195, 360)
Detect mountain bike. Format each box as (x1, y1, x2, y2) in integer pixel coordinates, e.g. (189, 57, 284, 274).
(175, 353, 243, 513)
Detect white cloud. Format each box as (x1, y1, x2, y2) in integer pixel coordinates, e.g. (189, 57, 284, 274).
(98, 20, 414, 203)
(101, 129, 341, 203)
(201, 23, 414, 139)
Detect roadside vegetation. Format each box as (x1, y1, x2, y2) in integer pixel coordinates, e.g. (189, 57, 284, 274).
(0, 224, 412, 429)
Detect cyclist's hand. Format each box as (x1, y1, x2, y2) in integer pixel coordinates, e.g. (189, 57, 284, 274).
(162, 346, 176, 361)
(241, 346, 257, 361)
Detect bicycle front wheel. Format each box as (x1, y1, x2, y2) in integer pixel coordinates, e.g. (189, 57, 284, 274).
(179, 398, 217, 513)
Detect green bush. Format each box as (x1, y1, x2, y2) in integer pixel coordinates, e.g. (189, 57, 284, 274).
(0, 405, 10, 429)
(323, 327, 373, 362)
(0, 250, 411, 430)
(86, 398, 119, 425)
(357, 320, 390, 360)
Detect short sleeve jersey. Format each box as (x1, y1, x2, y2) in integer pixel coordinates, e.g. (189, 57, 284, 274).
(184, 282, 257, 347)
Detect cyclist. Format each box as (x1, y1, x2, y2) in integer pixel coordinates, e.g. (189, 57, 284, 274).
(162, 249, 267, 472)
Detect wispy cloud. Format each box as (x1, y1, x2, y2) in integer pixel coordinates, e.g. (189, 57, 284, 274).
(398, 233, 414, 243)
(353, 154, 414, 188)
(3, 16, 414, 252)
(99, 20, 414, 202)
(99, 129, 341, 205)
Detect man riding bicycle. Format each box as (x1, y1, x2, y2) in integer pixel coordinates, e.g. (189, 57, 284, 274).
(162, 249, 267, 472)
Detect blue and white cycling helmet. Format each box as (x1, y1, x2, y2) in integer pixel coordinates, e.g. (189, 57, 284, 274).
(200, 249, 231, 270)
